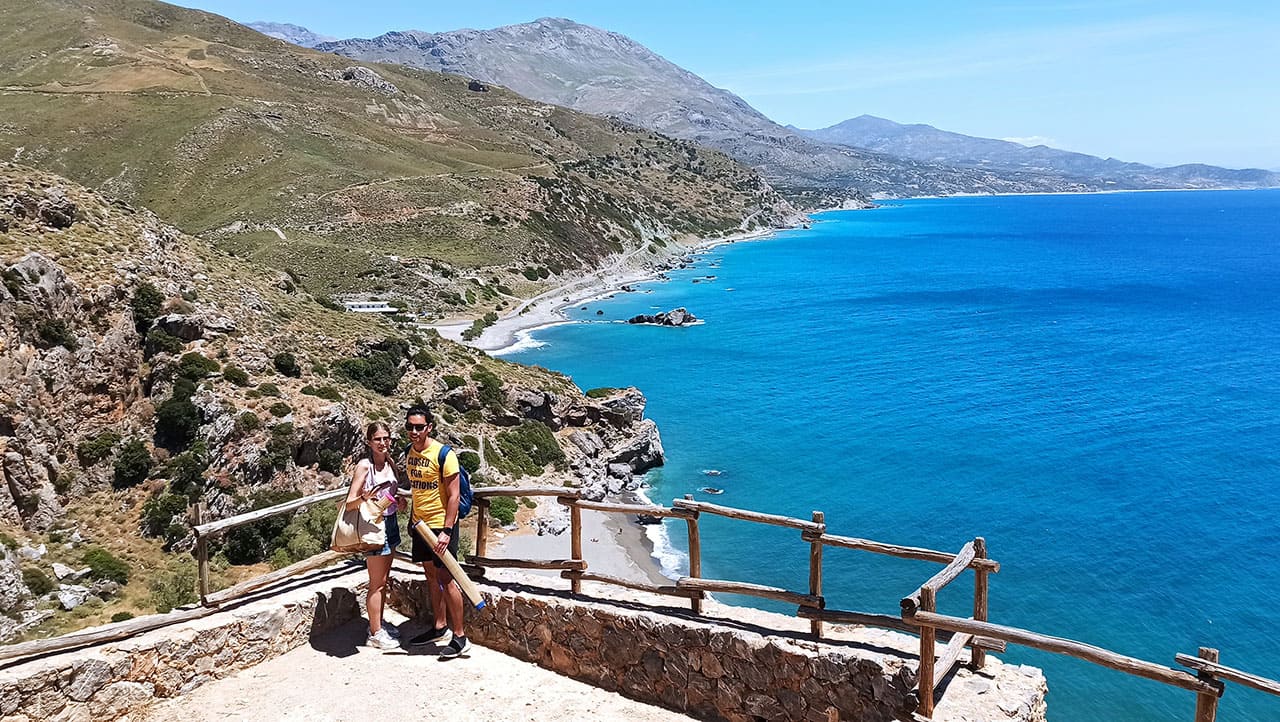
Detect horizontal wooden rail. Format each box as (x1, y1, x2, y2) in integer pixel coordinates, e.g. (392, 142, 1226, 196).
(0, 605, 218, 664)
(795, 607, 1007, 653)
(204, 551, 350, 606)
(1176, 654, 1280, 697)
(672, 499, 826, 533)
(676, 576, 823, 608)
(903, 542, 976, 614)
(562, 570, 705, 599)
(908, 610, 1222, 696)
(195, 488, 347, 538)
(804, 532, 1001, 573)
(557, 498, 697, 519)
(474, 487, 581, 498)
(468, 556, 586, 571)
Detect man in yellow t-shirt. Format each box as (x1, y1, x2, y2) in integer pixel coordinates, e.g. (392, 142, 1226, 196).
(403, 405, 470, 658)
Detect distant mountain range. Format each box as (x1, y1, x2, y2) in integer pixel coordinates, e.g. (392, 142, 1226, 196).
(796, 115, 1278, 190)
(303, 19, 1279, 199)
(246, 21, 336, 48)
(312, 18, 1154, 204)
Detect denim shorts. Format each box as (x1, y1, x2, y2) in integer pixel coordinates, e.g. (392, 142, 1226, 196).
(366, 516, 401, 557)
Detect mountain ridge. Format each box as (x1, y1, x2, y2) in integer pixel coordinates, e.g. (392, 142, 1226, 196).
(798, 115, 1279, 189)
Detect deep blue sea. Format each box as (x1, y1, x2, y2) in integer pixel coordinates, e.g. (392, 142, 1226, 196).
(505, 190, 1280, 721)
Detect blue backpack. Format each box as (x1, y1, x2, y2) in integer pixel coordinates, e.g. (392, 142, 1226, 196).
(437, 444, 474, 519)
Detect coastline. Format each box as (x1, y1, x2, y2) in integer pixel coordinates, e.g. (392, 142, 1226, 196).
(429, 226, 783, 356)
(487, 489, 673, 586)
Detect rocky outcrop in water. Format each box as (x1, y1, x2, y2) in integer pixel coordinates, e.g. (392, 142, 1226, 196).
(627, 307, 698, 327)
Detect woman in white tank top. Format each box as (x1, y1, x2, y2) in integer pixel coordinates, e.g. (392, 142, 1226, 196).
(343, 421, 402, 649)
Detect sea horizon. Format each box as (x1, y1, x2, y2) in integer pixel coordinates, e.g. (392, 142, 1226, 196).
(507, 189, 1280, 721)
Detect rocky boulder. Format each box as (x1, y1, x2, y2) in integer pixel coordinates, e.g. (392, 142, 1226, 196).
(153, 312, 237, 341)
(627, 307, 698, 327)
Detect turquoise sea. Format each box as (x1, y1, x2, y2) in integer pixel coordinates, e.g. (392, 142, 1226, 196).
(505, 190, 1280, 721)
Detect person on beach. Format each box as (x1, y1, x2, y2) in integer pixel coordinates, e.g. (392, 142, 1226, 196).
(403, 405, 472, 658)
(343, 421, 403, 651)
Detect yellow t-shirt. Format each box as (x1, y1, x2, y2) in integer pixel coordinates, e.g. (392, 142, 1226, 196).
(406, 440, 459, 528)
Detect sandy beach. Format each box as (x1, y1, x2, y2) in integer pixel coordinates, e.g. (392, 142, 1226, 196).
(430, 226, 783, 355)
(487, 492, 673, 586)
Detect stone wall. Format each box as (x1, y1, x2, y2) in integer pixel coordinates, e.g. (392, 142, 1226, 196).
(389, 576, 1046, 722)
(0, 579, 360, 721)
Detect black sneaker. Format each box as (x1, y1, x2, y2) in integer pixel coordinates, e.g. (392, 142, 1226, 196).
(408, 626, 451, 647)
(439, 635, 472, 659)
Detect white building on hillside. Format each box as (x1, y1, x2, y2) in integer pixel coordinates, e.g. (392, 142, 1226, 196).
(342, 300, 397, 313)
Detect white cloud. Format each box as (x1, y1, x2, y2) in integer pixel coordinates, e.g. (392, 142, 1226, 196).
(1002, 136, 1057, 147)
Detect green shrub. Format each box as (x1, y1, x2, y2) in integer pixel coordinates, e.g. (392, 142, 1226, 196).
(470, 366, 504, 409)
(222, 365, 250, 386)
(82, 546, 130, 585)
(462, 434, 479, 449)
(177, 352, 219, 381)
(22, 567, 54, 596)
(166, 441, 207, 499)
(222, 488, 302, 564)
(112, 439, 152, 489)
(257, 382, 281, 397)
(316, 295, 343, 312)
(0, 532, 16, 550)
(268, 401, 292, 418)
(235, 411, 261, 434)
(131, 282, 164, 333)
(458, 450, 481, 474)
(76, 431, 121, 466)
(490, 496, 518, 525)
(317, 448, 343, 474)
(332, 352, 402, 395)
(494, 422, 565, 478)
(260, 423, 294, 473)
(412, 350, 435, 369)
(154, 394, 200, 450)
(442, 374, 465, 390)
(522, 497, 537, 509)
(585, 387, 620, 399)
(36, 319, 78, 351)
(521, 267, 541, 281)
(141, 491, 188, 543)
(273, 352, 302, 377)
(301, 384, 342, 401)
(144, 328, 185, 357)
(149, 559, 197, 613)
(111, 611, 135, 623)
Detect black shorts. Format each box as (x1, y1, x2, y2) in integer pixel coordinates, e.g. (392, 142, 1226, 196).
(410, 523, 459, 568)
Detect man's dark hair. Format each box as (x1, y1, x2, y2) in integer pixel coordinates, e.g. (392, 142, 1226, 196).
(405, 405, 432, 424)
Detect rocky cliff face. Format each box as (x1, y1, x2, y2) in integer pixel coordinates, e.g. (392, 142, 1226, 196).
(0, 165, 665, 640)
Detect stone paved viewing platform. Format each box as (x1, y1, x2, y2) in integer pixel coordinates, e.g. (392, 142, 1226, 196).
(0, 558, 1046, 721)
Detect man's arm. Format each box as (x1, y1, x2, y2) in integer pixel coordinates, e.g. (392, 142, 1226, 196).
(434, 452, 461, 554)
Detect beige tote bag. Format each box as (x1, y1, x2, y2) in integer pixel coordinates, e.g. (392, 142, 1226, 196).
(329, 491, 386, 553)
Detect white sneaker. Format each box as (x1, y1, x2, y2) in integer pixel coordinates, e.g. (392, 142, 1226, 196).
(366, 628, 399, 650)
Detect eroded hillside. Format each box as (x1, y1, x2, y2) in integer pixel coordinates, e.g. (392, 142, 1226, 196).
(0, 165, 662, 641)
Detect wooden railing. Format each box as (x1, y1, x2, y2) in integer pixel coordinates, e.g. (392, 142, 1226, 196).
(5, 482, 1278, 722)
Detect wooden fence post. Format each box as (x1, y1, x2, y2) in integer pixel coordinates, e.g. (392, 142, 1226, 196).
(569, 501, 583, 594)
(684, 494, 703, 614)
(972, 536, 989, 669)
(1194, 647, 1220, 722)
(809, 511, 825, 637)
(194, 502, 209, 605)
(474, 499, 489, 558)
(918, 585, 937, 718)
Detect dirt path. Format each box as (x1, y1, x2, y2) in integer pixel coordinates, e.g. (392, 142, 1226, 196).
(138, 617, 695, 722)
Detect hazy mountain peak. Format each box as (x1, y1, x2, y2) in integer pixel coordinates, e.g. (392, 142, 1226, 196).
(246, 21, 336, 48)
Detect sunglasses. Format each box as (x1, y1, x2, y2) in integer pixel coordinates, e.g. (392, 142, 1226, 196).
(406, 423, 429, 432)
(369, 436, 391, 443)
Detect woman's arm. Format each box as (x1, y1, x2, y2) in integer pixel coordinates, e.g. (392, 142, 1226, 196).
(344, 460, 371, 511)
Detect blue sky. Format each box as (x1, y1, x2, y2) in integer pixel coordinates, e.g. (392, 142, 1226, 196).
(182, 1, 1280, 169)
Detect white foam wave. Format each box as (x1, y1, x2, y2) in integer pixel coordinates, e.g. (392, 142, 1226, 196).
(633, 485, 688, 577)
